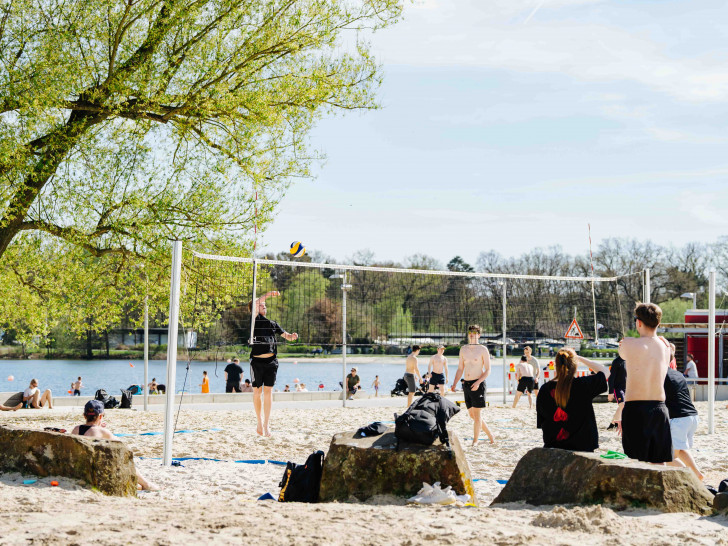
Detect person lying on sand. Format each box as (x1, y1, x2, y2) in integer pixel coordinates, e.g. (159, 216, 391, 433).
(71, 400, 158, 491)
(0, 402, 22, 411)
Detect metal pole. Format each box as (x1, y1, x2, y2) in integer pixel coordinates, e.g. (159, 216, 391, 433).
(502, 281, 507, 404)
(342, 271, 348, 408)
(144, 294, 149, 412)
(163, 241, 183, 466)
(708, 270, 715, 434)
(249, 259, 258, 345)
(693, 292, 697, 310)
(644, 268, 651, 304)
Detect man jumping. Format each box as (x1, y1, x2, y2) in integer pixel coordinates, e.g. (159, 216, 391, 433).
(248, 291, 298, 437)
(451, 325, 494, 446)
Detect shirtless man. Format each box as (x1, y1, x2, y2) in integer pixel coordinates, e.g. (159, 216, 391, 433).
(427, 345, 449, 395)
(512, 356, 534, 409)
(404, 345, 422, 407)
(524, 346, 541, 396)
(616, 303, 672, 463)
(451, 325, 494, 445)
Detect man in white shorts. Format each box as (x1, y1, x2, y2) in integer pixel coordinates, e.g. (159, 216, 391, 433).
(664, 366, 702, 480)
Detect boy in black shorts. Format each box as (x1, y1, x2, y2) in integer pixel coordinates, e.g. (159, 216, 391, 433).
(451, 325, 494, 445)
(512, 356, 535, 409)
(248, 291, 298, 437)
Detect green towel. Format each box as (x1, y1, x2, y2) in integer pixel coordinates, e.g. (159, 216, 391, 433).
(600, 450, 627, 459)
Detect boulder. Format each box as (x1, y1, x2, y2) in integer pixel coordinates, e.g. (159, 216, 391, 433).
(714, 492, 728, 513)
(492, 448, 713, 514)
(0, 426, 137, 496)
(319, 427, 476, 505)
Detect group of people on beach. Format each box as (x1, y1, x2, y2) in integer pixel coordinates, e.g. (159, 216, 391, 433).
(535, 302, 704, 478)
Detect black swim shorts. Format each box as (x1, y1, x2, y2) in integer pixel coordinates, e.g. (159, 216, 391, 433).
(430, 372, 446, 387)
(462, 380, 486, 409)
(517, 377, 535, 393)
(403, 373, 417, 393)
(621, 401, 672, 463)
(250, 356, 279, 388)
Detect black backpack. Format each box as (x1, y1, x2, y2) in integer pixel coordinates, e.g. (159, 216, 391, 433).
(95, 389, 120, 409)
(278, 451, 325, 503)
(395, 392, 459, 447)
(120, 389, 133, 409)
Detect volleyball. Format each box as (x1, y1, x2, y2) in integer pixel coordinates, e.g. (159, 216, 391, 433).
(290, 241, 306, 258)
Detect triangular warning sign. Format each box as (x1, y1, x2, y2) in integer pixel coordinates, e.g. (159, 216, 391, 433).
(564, 318, 584, 339)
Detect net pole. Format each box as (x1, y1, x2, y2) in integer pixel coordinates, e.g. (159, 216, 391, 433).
(342, 271, 348, 408)
(708, 270, 716, 434)
(144, 293, 149, 412)
(163, 241, 182, 466)
(502, 280, 507, 404)
(644, 268, 651, 303)
(249, 259, 258, 345)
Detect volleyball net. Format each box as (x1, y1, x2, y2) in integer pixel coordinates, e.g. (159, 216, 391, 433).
(182, 250, 645, 355)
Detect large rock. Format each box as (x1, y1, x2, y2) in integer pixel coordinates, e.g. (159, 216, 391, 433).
(319, 427, 476, 505)
(0, 426, 137, 496)
(492, 448, 713, 514)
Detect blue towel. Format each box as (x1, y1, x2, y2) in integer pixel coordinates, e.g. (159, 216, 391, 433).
(496, 479, 508, 485)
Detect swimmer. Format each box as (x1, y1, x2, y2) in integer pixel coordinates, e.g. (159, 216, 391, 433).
(451, 325, 494, 446)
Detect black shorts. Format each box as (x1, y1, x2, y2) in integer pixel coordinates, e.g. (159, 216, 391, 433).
(622, 401, 672, 463)
(403, 373, 417, 393)
(533, 381, 539, 390)
(517, 377, 535, 393)
(73, 389, 81, 396)
(225, 382, 241, 393)
(430, 372, 446, 387)
(462, 380, 486, 409)
(250, 356, 279, 388)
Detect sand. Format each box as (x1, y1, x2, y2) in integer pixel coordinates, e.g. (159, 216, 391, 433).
(0, 399, 727, 545)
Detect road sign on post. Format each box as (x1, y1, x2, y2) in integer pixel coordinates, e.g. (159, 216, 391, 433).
(565, 318, 584, 339)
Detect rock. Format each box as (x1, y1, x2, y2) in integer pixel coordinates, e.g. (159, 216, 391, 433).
(0, 426, 137, 496)
(492, 448, 713, 514)
(319, 427, 476, 505)
(714, 492, 728, 512)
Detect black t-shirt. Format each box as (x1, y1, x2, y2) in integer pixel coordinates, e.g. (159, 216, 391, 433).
(664, 368, 698, 419)
(536, 372, 607, 453)
(224, 363, 243, 385)
(250, 315, 285, 357)
(607, 356, 626, 393)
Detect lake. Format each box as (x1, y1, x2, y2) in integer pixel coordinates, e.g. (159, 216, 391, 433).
(0, 358, 515, 396)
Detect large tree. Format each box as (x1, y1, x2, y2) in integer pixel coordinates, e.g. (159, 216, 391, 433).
(0, 0, 401, 257)
(0, 0, 401, 344)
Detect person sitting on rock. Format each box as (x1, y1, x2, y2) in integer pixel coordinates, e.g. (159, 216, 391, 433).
(22, 379, 53, 409)
(71, 400, 158, 491)
(536, 348, 610, 452)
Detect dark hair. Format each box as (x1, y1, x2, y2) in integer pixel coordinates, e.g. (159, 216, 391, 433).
(203, 370, 207, 375)
(245, 379, 251, 384)
(520, 356, 527, 362)
(412, 345, 421, 352)
(635, 302, 662, 328)
(467, 324, 481, 334)
(554, 349, 578, 409)
(687, 353, 695, 360)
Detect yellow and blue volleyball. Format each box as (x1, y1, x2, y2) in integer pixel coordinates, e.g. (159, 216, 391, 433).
(290, 241, 306, 258)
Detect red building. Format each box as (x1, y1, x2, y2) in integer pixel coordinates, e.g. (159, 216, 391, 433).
(684, 310, 728, 379)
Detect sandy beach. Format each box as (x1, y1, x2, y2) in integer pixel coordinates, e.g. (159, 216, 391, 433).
(0, 398, 726, 545)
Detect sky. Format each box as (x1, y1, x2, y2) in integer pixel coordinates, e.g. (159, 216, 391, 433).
(259, 0, 728, 266)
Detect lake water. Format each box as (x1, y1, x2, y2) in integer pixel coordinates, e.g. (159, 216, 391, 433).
(0, 358, 512, 396)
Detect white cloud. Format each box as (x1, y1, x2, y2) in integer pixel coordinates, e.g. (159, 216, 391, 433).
(371, 1, 728, 103)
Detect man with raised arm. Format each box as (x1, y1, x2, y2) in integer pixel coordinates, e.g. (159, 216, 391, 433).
(404, 345, 422, 407)
(616, 303, 672, 463)
(451, 325, 494, 446)
(427, 345, 449, 395)
(248, 290, 298, 437)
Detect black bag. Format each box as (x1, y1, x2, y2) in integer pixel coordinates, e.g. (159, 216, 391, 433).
(95, 389, 110, 403)
(394, 392, 459, 447)
(278, 450, 325, 503)
(120, 389, 133, 409)
(719, 479, 728, 493)
(356, 422, 388, 438)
